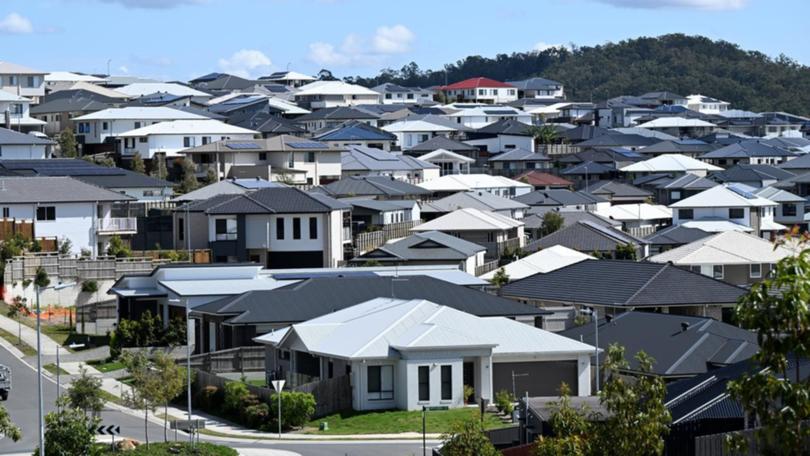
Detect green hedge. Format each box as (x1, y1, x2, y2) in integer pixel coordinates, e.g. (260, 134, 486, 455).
(195, 381, 315, 431)
(98, 442, 237, 455)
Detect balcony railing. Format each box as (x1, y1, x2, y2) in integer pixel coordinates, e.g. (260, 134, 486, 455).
(96, 217, 137, 234)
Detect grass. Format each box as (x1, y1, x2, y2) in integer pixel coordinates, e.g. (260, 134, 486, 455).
(0, 326, 36, 356)
(41, 324, 72, 346)
(87, 359, 126, 373)
(43, 363, 68, 375)
(245, 378, 266, 388)
(97, 442, 237, 455)
(304, 407, 508, 435)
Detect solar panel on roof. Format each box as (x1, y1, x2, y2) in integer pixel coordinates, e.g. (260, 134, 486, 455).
(225, 142, 261, 150)
(287, 141, 328, 149)
(483, 110, 516, 115)
(272, 271, 378, 280)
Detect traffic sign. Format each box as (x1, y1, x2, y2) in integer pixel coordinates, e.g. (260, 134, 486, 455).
(271, 379, 285, 392)
(96, 425, 120, 436)
(423, 406, 449, 411)
(170, 419, 206, 431)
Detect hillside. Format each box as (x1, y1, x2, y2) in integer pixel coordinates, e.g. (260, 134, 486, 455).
(348, 34, 810, 116)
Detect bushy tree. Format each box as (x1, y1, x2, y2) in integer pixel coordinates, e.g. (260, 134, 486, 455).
(58, 237, 72, 255)
(541, 212, 565, 236)
(440, 418, 500, 456)
(528, 124, 560, 145)
(67, 367, 104, 418)
(726, 234, 810, 456)
(130, 152, 146, 174)
(534, 384, 592, 456)
(57, 128, 77, 158)
(36, 397, 99, 456)
(6, 295, 28, 344)
(151, 153, 168, 180)
(614, 243, 637, 261)
(178, 157, 199, 194)
(152, 352, 186, 442)
(106, 235, 131, 258)
(34, 266, 50, 289)
(490, 267, 510, 287)
(121, 351, 161, 447)
(0, 404, 20, 442)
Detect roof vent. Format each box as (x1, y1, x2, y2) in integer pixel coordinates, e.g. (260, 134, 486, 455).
(681, 322, 690, 332)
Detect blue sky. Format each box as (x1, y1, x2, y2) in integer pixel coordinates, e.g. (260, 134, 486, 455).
(1, 0, 807, 81)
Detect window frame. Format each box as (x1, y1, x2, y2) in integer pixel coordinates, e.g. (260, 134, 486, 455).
(276, 218, 285, 240)
(440, 365, 452, 401)
(367, 365, 394, 401)
(36, 206, 56, 221)
(292, 217, 301, 240)
(713, 264, 724, 280)
(418, 365, 430, 402)
(750, 263, 762, 279)
(308, 217, 317, 240)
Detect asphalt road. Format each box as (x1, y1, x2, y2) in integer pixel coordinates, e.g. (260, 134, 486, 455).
(0, 343, 432, 455)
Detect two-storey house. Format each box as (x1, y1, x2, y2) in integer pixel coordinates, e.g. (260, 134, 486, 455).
(119, 119, 258, 159)
(0, 61, 46, 103)
(440, 77, 517, 104)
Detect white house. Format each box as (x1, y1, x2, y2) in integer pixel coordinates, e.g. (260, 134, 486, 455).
(373, 83, 434, 105)
(73, 107, 208, 147)
(255, 297, 594, 410)
(418, 174, 532, 198)
(119, 119, 258, 159)
(0, 61, 46, 102)
(507, 77, 565, 99)
(412, 207, 525, 259)
(481, 245, 593, 281)
(417, 149, 474, 176)
(440, 77, 518, 104)
(444, 105, 531, 129)
(115, 82, 212, 99)
(382, 119, 459, 149)
(620, 154, 723, 177)
(260, 70, 316, 88)
(685, 94, 731, 114)
(595, 203, 673, 237)
(341, 145, 439, 182)
(0, 91, 46, 133)
(0, 176, 136, 255)
(293, 80, 381, 109)
(0, 127, 53, 159)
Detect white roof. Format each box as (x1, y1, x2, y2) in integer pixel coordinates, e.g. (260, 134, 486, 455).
(265, 71, 315, 82)
(263, 264, 487, 286)
(620, 154, 723, 173)
(68, 81, 129, 99)
(418, 174, 531, 192)
(670, 185, 777, 208)
(636, 117, 717, 129)
(681, 220, 753, 233)
(412, 208, 523, 232)
(45, 71, 106, 83)
(0, 61, 45, 75)
(480, 245, 592, 281)
(161, 278, 287, 300)
(74, 107, 205, 121)
(266, 97, 310, 115)
(611, 127, 678, 140)
(648, 230, 795, 265)
(686, 94, 730, 105)
(382, 120, 457, 133)
(525, 102, 571, 115)
(446, 106, 527, 118)
(0, 91, 28, 102)
(255, 298, 594, 360)
(596, 203, 672, 222)
(294, 80, 380, 97)
(417, 149, 475, 163)
(118, 119, 258, 137)
(116, 82, 211, 98)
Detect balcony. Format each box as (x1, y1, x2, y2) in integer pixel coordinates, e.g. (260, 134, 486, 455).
(96, 217, 137, 234)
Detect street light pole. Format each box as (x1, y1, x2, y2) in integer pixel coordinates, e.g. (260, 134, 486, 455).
(578, 307, 600, 393)
(186, 299, 193, 446)
(35, 285, 44, 456)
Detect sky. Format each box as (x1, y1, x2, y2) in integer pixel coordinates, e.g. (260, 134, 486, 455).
(0, 0, 807, 81)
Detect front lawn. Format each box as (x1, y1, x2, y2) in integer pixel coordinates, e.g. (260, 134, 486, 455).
(43, 363, 68, 375)
(97, 442, 237, 455)
(87, 358, 126, 373)
(305, 407, 508, 435)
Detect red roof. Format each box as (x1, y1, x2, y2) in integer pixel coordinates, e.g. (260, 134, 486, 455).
(441, 77, 514, 90)
(514, 171, 572, 187)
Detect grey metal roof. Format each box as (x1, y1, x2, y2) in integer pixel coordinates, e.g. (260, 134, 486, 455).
(584, 180, 652, 198)
(407, 135, 478, 152)
(506, 77, 562, 90)
(30, 89, 119, 115)
(474, 118, 533, 136)
(561, 311, 758, 377)
(421, 190, 528, 213)
(340, 145, 435, 172)
(0, 176, 134, 203)
(314, 175, 431, 198)
(701, 140, 796, 159)
(778, 151, 810, 170)
(296, 106, 379, 122)
(645, 224, 711, 246)
(523, 210, 621, 230)
(711, 164, 795, 183)
(313, 121, 396, 142)
(533, 220, 646, 252)
(515, 189, 605, 206)
(353, 230, 485, 262)
(561, 161, 615, 176)
(576, 133, 659, 148)
(0, 159, 171, 189)
(500, 259, 746, 308)
(205, 187, 349, 214)
(649, 173, 718, 190)
(0, 128, 54, 146)
(193, 275, 548, 325)
(638, 139, 718, 156)
(488, 148, 550, 162)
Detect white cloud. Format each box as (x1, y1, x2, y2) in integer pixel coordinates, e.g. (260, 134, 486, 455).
(0, 13, 33, 34)
(591, 0, 747, 10)
(99, 0, 206, 8)
(372, 25, 414, 54)
(217, 49, 272, 78)
(308, 24, 415, 68)
(534, 41, 562, 52)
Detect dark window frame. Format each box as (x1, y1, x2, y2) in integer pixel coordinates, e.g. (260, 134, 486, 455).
(418, 365, 430, 402)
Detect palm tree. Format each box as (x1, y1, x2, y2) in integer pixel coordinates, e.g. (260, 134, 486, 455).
(527, 124, 559, 145)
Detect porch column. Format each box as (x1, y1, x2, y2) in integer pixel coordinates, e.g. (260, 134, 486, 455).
(577, 354, 592, 397)
(480, 355, 493, 405)
(162, 300, 169, 329)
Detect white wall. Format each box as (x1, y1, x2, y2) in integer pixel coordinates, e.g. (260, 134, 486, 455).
(2, 202, 96, 253)
(0, 144, 48, 159)
(465, 135, 534, 153)
(124, 132, 256, 159)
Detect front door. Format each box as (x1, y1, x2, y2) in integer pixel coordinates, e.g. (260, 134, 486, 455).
(463, 361, 475, 402)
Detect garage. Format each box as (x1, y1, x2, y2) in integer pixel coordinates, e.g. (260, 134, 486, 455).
(493, 360, 579, 397)
(268, 250, 324, 269)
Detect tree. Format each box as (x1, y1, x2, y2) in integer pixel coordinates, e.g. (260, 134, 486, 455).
(121, 351, 161, 447)
(178, 157, 199, 194)
(541, 212, 565, 236)
(152, 352, 186, 442)
(34, 266, 50, 289)
(37, 397, 99, 456)
(67, 367, 105, 418)
(0, 404, 21, 442)
(317, 69, 337, 81)
(440, 418, 500, 456)
(726, 234, 810, 456)
(57, 128, 78, 158)
(151, 153, 168, 180)
(130, 152, 146, 174)
(490, 268, 510, 287)
(528, 124, 560, 145)
(106, 235, 131, 258)
(614, 243, 637, 261)
(204, 166, 217, 185)
(58, 237, 72, 255)
(534, 383, 592, 456)
(6, 295, 28, 345)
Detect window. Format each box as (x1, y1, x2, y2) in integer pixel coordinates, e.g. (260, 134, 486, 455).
(8, 76, 16, 86)
(306, 151, 316, 163)
(139, 137, 147, 143)
(183, 137, 192, 147)
(134, 121, 141, 129)
(407, 93, 414, 99)
(418, 366, 430, 401)
(102, 122, 109, 131)
(367, 365, 393, 400)
(292, 217, 301, 239)
(258, 152, 267, 161)
(728, 208, 745, 219)
(36, 206, 55, 221)
(678, 209, 694, 220)
(214, 218, 237, 241)
(26, 76, 34, 88)
(478, 89, 486, 96)
(783, 203, 797, 217)
(713, 265, 724, 280)
(750, 263, 762, 279)
(670, 190, 681, 201)
(178, 217, 184, 241)
(276, 218, 285, 240)
(385, 93, 392, 99)
(487, 232, 495, 242)
(440, 365, 452, 401)
(309, 217, 317, 239)
(202, 136, 210, 145)
(1, 208, 8, 218)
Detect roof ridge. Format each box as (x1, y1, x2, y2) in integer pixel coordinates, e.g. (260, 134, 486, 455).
(624, 263, 671, 306)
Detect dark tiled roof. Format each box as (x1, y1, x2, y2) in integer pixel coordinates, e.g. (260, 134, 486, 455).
(645, 225, 711, 246)
(0, 159, 170, 188)
(408, 135, 478, 152)
(353, 231, 485, 262)
(701, 140, 796, 159)
(205, 187, 349, 214)
(313, 121, 396, 142)
(576, 133, 659, 148)
(561, 161, 614, 176)
(515, 189, 604, 206)
(314, 175, 431, 198)
(296, 106, 379, 121)
(532, 221, 645, 253)
(475, 118, 533, 136)
(193, 275, 547, 324)
(585, 180, 652, 198)
(711, 164, 795, 183)
(0, 128, 54, 145)
(500, 259, 746, 307)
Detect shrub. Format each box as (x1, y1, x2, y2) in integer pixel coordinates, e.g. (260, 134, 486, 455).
(244, 402, 270, 430)
(495, 389, 515, 415)
(223, 381, 251, 417)
(195, 386, 222, 413)
(270, 391, 316, 430)
(463, 384, 475, 404)
(81, 280, 99, 293)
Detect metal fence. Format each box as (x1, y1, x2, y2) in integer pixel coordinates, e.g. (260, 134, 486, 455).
(475, 259, 500, 277)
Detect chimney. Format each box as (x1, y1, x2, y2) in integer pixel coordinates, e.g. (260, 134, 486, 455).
(681, 322, 690, 332)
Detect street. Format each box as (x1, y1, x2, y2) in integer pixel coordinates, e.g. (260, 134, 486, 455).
(0, 344, 431, 455)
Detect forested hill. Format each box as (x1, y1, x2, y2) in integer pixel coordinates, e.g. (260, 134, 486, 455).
(347, 34, 810, 116)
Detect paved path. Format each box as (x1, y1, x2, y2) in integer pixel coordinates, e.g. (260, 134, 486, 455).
(0, 314, 59, 356)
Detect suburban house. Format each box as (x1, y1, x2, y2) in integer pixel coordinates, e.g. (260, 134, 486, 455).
(480, 245, 593, 282)
(514, 189, 609, 213)
(382, 118, 460, 150)
(372, 83, 434, 104)
(700, 140, 796, 166)
(349, 231, 486, 274)
(179, 135, 341, 184)
(532, 220, 648, 259)
(295, 107, 380, 133)
(710, 164, 795, 188)
(0, 127, 53, 159)
(644, 224, 711, 255)
(488, 148, 551, 175)
(259, 70, 316, 88)
(500, 259, 747, 329)
(293, 80, 381, 109)
(637, 139, 719, 158)
(635, 173, 718, 205)
(118, 119, 258, 159)
(594, 203, 672, 237)
(0, 61, 46, 103)
(440, 77, 518, 104)
(346, 199, 421, 232)
(314, 175, 432, 200)
(584, 180, 652, 204)
(753, 186, 806, 229)
(172, 178, 284, 203)
(255, 297, 594, 410)
(416, 149, 475, 176)
(466, 118, 535, 154)
(670, 184, 784, 238)
(0, 176, 136, 255)
(420, 191, 528, 220)
(685, 94, 731, 114)
(313, 121, 398, 151)
(175, 187, 351, 267)
(635, 117, 716, 138)
(340, 145, 439, 182)
(418, 174, 532, 198)
(406, 135, 481, 162)
(29, 89, 121, 136)
(445, 105, 531, 129)
(0, 91, 46, 133)
(522, 210, 622, 240)
(73, 107, 208, 154)
(647, 230, 795, 286)
(620, 153, 723, 177)
(114, 82, 212, 100)
(411, 208, 524, 259)
(507, 77, 565, 99)
(513, 171, 573, 190)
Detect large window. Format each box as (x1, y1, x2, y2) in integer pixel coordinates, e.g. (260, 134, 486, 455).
(309, 217, 318, 239)
(276, 218, 285, 240)
(367, 365, 393, 400)
(178, 217, 184, 241)
(440, 365, 452, 401)
(183, 137, 192, 148)
(418, 366, 430, 402)
(713, 265, 724, 280)
(36, 206, 55, 221)
(783, 203, 797, 217)
(728, 208, 745, 219)
(678, 209, 694, 220)
(750, 263, 762, 279)
(293, 217, 301, 239)
(214, 218, 237, 241)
